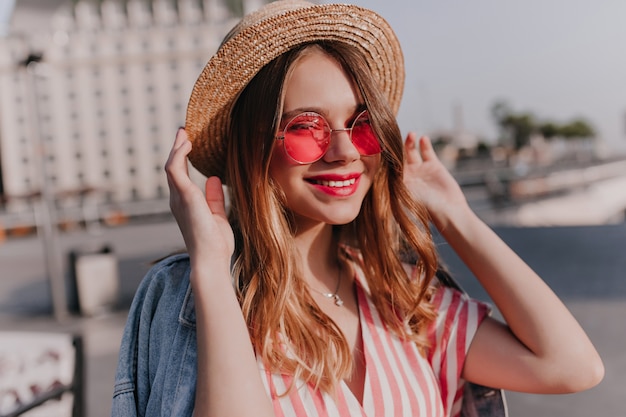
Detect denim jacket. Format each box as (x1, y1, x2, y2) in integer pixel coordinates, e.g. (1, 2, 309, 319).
(111, 254, 507, 417)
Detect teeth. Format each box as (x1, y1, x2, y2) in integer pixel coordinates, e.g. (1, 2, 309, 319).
(314, 178, 356, 187)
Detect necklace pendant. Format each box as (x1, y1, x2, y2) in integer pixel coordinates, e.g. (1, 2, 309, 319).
(333, 294, 344, 307)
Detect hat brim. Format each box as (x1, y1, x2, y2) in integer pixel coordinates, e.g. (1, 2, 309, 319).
(185, 2, 404, 180)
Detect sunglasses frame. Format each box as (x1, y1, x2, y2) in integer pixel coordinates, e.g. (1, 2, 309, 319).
(275, 109, 381, 164)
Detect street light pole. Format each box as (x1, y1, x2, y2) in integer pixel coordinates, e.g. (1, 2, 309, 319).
(22, 52, 69, 321)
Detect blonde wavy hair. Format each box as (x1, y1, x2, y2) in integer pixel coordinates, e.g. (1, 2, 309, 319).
(225, 41, 439, 393)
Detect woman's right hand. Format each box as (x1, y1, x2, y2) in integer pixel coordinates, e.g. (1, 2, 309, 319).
(167, 130, 275, 416)
(165, 128, 234, 270)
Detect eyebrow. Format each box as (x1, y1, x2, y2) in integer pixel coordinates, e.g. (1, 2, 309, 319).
(280, 104, 367, 124)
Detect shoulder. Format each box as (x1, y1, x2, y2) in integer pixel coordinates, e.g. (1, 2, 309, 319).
(144, 253, 191, 286)
(426, 284, 490, 369)
(429, 284, 490, 330)
(138, 253, 191, 301)
(130, 253, 195, 326)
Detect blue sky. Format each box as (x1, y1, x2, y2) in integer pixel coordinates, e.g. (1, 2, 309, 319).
(325, 0, 626, 152)
(0, 0, 16, 36)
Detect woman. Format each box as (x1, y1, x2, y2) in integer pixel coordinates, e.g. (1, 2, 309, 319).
(112, 1, 603, 416)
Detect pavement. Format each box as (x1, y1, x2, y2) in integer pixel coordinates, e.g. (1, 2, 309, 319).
(0, 218, 624, 417)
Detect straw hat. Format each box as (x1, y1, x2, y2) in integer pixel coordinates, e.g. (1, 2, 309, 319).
(185, 0, 404, 180)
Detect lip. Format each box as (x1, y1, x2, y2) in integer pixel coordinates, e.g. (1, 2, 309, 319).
(305, 172, 362, 197)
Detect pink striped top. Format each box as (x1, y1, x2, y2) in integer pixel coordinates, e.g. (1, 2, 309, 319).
(259, 261, 490, 417)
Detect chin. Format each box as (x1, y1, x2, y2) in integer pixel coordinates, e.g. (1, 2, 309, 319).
(323, 211, 361, 226)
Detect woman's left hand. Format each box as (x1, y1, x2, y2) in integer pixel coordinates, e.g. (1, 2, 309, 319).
(403, 135, 604, 394)
(403, 132, 469, 230)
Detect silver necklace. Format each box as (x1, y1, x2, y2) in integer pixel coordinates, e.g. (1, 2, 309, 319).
(310, 267, 344, 307)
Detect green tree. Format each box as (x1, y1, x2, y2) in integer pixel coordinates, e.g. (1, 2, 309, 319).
(491, 101, 536, 149)
(538, 122, 560, 139)
(559, 118, 596, 139)
(491, 101, 597, 147)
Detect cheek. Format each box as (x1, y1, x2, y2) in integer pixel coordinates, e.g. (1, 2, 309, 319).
(364, 154, 382, 176)
(269, 144, 300, 184)
(270, 142, 289, 165)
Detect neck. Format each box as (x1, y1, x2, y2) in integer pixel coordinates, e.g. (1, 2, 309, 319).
(294, 221, 333, 253)
(293, 223, 341, 289)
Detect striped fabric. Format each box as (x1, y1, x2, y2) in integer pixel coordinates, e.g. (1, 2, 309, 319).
(260, 263, 490, 417)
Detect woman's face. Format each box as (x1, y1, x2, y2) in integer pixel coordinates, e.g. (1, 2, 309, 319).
(269, 48, 381, 231)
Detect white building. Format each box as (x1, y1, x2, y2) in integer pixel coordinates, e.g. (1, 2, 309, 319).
(0, 0, 267, 230)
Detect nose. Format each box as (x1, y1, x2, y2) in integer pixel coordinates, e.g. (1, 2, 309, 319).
(322, 128, 360, 163)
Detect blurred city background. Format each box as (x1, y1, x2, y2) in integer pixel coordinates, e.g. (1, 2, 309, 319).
(0, 0, 624, 416)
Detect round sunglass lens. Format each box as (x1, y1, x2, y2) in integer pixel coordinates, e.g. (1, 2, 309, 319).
(351, 111, 380, 155)
(283, 114, 330, 163)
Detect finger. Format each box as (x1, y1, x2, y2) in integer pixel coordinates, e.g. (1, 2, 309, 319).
(174, 126, 188, 148)
(166, 129, 192, 188)
(167, 128, 191, 164)
(405, 132, 423, 164)
(205, 176, 227, 218)
(418, 136, 437, 162)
